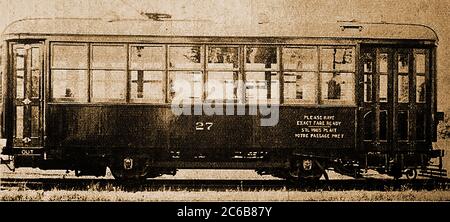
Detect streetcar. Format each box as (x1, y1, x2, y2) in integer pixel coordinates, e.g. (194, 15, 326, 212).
(0, 17, 445, 181)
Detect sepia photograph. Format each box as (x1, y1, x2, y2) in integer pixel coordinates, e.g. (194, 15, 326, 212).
(0, 0, 449, 217)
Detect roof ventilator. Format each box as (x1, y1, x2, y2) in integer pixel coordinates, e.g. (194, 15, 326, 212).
(340, 25, 363, 32)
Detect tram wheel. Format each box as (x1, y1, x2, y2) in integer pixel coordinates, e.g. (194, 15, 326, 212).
(404, 169, 417, 180)
(286, 159, 324, 182)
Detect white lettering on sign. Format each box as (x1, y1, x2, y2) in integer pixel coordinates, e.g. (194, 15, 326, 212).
(295, 115, 344, 139)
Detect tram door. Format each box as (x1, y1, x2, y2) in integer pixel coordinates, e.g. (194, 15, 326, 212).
(12, 43, 44, 148)
(360, 46, 430, 152)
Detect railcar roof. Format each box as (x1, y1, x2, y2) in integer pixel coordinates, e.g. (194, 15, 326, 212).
(2, 18, 438, 41)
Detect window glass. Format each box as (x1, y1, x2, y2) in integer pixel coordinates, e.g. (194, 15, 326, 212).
(283, 72, 317, 104)
(51, 70, 88, 101)
(31, 47, 40, 69)
(16, 106, 23, 138)
(92, 45, 127, 69)
(379, 53, 388, 73)
(380, 74, 388, 102)
(16, 70, 24, 98)
(31, 70, 40, 98)
(363, 111, 373, 141)
(130, 71, 165, 102)
(130, 46, 165, 70)
(398, 111, 408, 140)
(320, 72, 354, 105)
(206, 71, 237, 102)
(208, 47, 238, 69)
(320, 48, 354, 71)
(398, 53, 409, 73)
(415, 53, 426, 74)
(416, 112, 426, 140)
(92, 70, 126, 101)
(283, 48, 317, 71)
(362, 53, 374, 73)
(31, 106, 40, 137)
(245, 72, 279, 103)
(15, 48, 25, 69)
(169, 71, 203, 103)
(398, 75, 409, 103)
(416, 75, 426, 103)
(246, 47, 278, 70)
(364, 74, 372, 102)
(52, 45, 88, 69)
(169, 46, 202, 69)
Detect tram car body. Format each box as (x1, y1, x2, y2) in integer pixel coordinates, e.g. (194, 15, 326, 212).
(0, 18, 445, 180)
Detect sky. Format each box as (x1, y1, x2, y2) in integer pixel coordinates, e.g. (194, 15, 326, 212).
(0, 0, 449, 110)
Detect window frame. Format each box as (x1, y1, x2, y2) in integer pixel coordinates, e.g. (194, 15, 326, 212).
(128, 44, 167, 104)
(50, 43, 89, 103)
(318, 46, 356, 106)
(90, 43, 128, 103)
(282, 46, 319, 105)
(244, 45, 281, 104)
(205, 45, 242, 104)
(167, 44, 205, 104)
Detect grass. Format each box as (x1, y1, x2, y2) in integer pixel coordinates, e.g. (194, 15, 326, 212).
(1, 189, 450, 201)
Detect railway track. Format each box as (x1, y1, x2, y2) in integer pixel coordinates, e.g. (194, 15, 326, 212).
(1, 178, 449, 191)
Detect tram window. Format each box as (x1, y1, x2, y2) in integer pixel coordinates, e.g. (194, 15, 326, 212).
(320, 48, 354, 72)
(363, 112, 373, 141)
(416, 75, 426, 103)
(364, 74, 372, 102)
(92, 70, 127, 101)
(169, 46, 202, 70)
(398, 111, 408, 140)
(15, 48, 25, 69)
(16, 71, 24, 98)
(245, 47, 278, 70)
(31, 48, 40, 69)
(206, 72, 238, 102)
(245, 72, 280, 104)
(416, 112, 426, 141)
(51, 44, 89, 102)
(130, 45, 166, 103)
(31, 70, 40, 98)
(31, 106, 40, 137)
(320, 72, 354, 105)
(398, 53, 409, 74)
(379, 53, 388, 73)
(169, 71, 203, 103)
(283, 48, 317, 71)
(380, 74, 388, 102)
(208, 47, 238, 69)
(362, 53, 374, 73)
(16, 106, 24, 138)
(92, 45, 126, 69)
(415, 53, 426, 74)
(398, 75, 409, 103)
(130, 71, 165, 103)
(206, 47, 240, 102)
(52, 70, 88, 101)
(130, 46, 165, 70)
(52, 44, 88, 69)
(283, 72, 317, 104)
